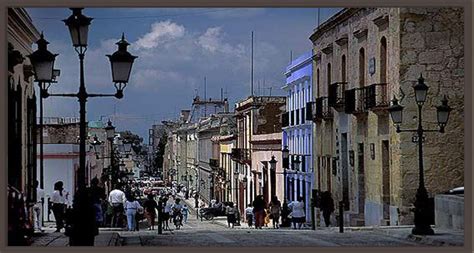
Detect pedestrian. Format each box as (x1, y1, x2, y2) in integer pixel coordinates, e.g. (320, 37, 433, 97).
(264, 208, 271, 227)
(51, 181, 68, 232)
(90, 177, 106, 227)
(124, 194, 142, 231)
(32, 180, 45, 233)
(245, 204, 254, 227)
(269, 196, 282, 229)
(163, 198, 173, 230)
(234, 204, 241, 226)
(280, 200, 291, 227)
(143, 194, 158, 230)
(320, 191, 335, 227)
(252, 195, 267, 229)
(108, 184, 127, 228)
(67, 186, 98, 246)
(182, 204, 189, 223)
(225, 202, 237, 228)
(288, 196, 306, 229)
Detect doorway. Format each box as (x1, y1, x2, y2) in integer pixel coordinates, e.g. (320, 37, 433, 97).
(382, 140, 390, 222)
(341, 133, 349, 210)
(357, 143, 365, 216)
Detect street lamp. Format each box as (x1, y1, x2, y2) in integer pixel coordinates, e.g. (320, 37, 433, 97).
(269, 156, 277, 199)
(388, 73, 451, 235)
(282, 146, 289, 202)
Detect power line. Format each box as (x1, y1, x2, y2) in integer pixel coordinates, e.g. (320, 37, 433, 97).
(31, 9, 236, 21)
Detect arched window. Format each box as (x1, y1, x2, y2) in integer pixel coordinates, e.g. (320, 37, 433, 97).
(380, 37, 387, 83)
(341, 55, 346, 83)
(327, 63, 331, 95)
(359, 48, 365, 88)
(316, 68, 320, 97)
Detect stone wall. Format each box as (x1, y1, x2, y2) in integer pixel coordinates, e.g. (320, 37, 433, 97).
(397, 7, 464, 224)
(434, 194, 464, 230)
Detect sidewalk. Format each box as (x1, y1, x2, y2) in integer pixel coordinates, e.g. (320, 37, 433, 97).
(328, 225, 464, 246)
(31, 222, 122, 246)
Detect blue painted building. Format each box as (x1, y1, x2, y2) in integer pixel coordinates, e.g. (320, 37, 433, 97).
(282, 51, 314, 222)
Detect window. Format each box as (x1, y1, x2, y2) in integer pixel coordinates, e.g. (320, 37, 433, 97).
(380, 37, 387, 83)
(341, 55, 346, 83)
(327, 63, 331, 95)
(317, 68, 320, 97)
(359, 48, 365, 88)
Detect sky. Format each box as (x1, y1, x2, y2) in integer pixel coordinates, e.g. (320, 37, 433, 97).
(26, 8, 341, 142)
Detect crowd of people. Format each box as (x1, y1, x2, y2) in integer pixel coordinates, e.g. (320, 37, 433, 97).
(32, 176, 337, 234)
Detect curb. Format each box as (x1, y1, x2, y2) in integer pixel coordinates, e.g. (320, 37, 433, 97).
(406, 234, 463, 247)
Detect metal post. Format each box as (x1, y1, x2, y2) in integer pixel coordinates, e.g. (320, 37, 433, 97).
(157, 198, 162, 234)
(78, 52, 87, 191)
(39, 84, 45, 226)
(311, 189, 316, 230)
(412, 103, 434, 235)
(339, 201, 344, 233)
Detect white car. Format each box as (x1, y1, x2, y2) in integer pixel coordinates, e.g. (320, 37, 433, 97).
(446, 186, 464, 194)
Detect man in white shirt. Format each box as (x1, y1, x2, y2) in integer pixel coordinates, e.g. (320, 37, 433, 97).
(108, 186, 126, 228)
(33, 180, 45, 232)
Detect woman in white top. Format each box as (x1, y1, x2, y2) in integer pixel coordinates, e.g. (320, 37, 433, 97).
(288, 196, 306, 229)
(51, 181, 69, 232)
(124, 194, 143, 231)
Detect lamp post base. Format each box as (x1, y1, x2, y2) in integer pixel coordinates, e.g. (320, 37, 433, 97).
(412, 225, 434, 235)
(412, 186, 435, 235)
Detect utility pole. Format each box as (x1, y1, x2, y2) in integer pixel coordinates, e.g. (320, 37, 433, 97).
(251, 31, 254, 97)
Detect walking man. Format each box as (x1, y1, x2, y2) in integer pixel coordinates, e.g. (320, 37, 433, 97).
(32, 180, 45, 233)
(245, 204, 254, 227)
(182, 204, 189, 223)
(108, 184, 126, 228)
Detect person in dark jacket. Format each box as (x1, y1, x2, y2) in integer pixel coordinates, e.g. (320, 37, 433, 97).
(67, 187, 98, 246)
(252, 195, 267, 229)
(320, 191, 335, 227)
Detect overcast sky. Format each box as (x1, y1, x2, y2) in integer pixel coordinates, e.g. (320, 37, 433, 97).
(27, 8, 341, 142)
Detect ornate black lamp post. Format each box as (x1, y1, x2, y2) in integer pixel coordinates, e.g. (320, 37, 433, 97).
(282, 146, 289, 201)
(29, 8, 137, 191)
(388, 74, 451, 235)
(269, 156, 277, 199)
(28, 8, 137, 245)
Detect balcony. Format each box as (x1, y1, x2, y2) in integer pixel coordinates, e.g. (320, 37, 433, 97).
(344, 87, 370, 115)
(231, 148, 251, 164)
(209, 158, 219, 168)
(328, 82, 347, 112)
(366, 83, 389, 114)
(282, 111, 289, 127)
(312, 97, 333, 120)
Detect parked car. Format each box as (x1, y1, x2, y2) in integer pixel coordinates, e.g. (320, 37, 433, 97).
(445, 186, 464, 194)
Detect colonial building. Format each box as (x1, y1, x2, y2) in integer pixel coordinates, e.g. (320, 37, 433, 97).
(8, 8, 40, 245)
(233, 96, 286, 213)
(282, 51, 315, 222)
(309, 7, 464, 226)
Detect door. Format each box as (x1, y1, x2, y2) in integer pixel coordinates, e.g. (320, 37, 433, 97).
(357, 143, 365, 216)
(341, 133, 349, 210)
(382, 140, 390, 222)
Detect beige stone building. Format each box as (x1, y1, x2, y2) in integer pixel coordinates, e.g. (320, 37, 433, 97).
(233, 96, 286, 212)
(309, 8, 464, 226)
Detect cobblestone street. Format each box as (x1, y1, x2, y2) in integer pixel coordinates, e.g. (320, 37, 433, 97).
(118, 213, 423, 247)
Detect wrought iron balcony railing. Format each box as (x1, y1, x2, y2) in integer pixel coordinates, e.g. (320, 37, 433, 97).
(366, 83, 389, 112)
(344, 87, 370, 115)
(320, 96, 333, 120)
(231, 148, 251, 164)
(328, 82, 347, 112)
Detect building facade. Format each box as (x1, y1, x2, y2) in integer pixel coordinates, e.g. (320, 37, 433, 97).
(282, 51, 315, 222)
(309, 7, 464, 226)
(7, 8, 40, 245)
(233, 96, 286, 214)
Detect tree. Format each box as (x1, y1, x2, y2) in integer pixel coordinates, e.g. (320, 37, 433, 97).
(120, 130, 146, 155)
(154, 132, 168, 172)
